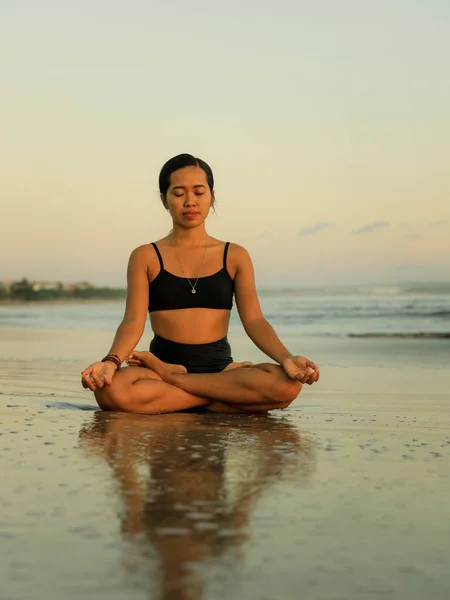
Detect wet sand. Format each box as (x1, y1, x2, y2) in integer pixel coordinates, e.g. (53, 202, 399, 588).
(1, 326, 449, 599)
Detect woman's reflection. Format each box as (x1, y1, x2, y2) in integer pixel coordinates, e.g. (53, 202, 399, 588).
(80, 411, 316, 600)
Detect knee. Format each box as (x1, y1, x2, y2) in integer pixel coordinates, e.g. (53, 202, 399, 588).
(270, 377, 303, 405)
(94, 382, 130, 412)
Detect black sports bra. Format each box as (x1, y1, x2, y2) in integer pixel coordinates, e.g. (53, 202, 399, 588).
(148, 242, 234, 313)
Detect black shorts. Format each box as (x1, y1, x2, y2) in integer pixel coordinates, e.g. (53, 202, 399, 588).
(149, 334, 233, 373)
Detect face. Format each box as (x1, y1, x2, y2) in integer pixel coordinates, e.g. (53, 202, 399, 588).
(162, 166, 214, 227)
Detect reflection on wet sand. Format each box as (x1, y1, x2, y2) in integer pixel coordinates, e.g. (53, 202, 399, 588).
(79, 411, 316, 600)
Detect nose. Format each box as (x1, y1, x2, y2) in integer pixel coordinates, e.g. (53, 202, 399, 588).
(184, 192, 197, 207)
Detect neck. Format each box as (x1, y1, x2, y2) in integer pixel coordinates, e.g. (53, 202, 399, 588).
(170, 224, 208, 247)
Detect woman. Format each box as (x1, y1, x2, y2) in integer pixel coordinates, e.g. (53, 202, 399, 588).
(81, 153, 320, 414)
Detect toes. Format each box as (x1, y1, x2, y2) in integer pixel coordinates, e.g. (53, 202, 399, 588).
(223, 361, 253, 371)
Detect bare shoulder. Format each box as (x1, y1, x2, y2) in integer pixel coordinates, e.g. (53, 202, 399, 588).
(227, 242, 252, 266)
(128, 244, 160, 277)
(227, 242, 250, 255)
(129, 244, 150, 257)
(128, 244, 151, 264)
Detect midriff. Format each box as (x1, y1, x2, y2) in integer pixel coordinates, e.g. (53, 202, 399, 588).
(150, 308, 231, 344)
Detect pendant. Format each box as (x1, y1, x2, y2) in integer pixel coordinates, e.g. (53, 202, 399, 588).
(191, 289, 196, 294)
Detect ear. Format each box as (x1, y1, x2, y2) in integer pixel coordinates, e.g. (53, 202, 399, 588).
(160, 193, 168, 209)
(211, 191, 215, 206)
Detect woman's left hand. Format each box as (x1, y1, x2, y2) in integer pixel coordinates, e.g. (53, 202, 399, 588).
(281, 355, 320, 385)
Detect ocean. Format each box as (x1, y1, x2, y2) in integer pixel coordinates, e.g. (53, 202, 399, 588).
(1, 282, 449, 338)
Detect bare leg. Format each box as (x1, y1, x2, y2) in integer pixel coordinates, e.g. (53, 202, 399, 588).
(206, 402, 248, 413)
(94, 366, 210, 415)
(168, 366, 302, 409)
(206, 401, 286, 414)
(128, 351, 303, 409)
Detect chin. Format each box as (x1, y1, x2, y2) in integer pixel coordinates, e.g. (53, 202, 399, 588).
(179, 219, 204, 227)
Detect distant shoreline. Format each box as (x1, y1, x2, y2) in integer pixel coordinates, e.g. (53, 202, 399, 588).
(0, 298, 124, 307)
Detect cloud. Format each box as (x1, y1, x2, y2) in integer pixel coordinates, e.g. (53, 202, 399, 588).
(352, 220, 390, 235)
(260, 231, 274, 239)
(297, 222, 333, 236)
(430, 220, 448, 228)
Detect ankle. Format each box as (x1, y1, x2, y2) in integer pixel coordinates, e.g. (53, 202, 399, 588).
(167, 371, 185, 384)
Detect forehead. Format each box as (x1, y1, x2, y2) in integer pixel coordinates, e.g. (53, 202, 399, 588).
(169, 166, 208, 188)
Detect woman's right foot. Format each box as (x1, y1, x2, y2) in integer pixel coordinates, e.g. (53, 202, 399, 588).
(126, 351, 187, 381)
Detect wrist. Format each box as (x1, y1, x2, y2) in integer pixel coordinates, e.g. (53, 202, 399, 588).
(279, 352, 293, 365)
(101, 354, 122, 370)
(103, 360, 119, 372)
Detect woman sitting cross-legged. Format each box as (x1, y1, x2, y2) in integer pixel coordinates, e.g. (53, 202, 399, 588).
(81, 153, 320, 414)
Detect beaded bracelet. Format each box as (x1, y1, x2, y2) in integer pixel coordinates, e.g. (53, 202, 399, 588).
(101, 354, 122, 369)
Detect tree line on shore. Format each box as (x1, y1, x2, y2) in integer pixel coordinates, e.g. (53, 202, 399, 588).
(0, 278, 126, 301)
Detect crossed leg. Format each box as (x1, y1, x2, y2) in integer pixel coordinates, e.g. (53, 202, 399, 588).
(94, 352, 302, 415)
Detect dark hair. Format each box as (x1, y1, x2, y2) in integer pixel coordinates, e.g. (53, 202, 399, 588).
(158, 153, 214, 199)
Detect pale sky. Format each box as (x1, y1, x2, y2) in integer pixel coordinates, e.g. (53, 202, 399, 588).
(1, 0, 449, 287)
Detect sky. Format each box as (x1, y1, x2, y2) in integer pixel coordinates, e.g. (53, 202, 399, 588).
(1, 0, 449, 288)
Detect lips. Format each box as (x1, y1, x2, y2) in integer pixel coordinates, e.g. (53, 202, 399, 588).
(183, 212, 199, 217)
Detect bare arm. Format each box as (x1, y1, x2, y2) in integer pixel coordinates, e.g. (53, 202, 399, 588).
(233, 245, 292, 364)
(80, 246, 150, 389)
(107, 246, 149, 363)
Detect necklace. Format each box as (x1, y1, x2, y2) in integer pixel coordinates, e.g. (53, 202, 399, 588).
(174, 236, 208, 294)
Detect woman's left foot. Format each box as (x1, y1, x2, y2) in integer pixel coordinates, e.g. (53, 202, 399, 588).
(223, 361, 253, 371)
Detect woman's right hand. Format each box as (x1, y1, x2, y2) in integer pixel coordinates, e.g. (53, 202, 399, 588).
(81, 361, 117, 391)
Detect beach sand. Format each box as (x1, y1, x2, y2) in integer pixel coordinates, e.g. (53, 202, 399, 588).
(1, 326, 449, 600)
